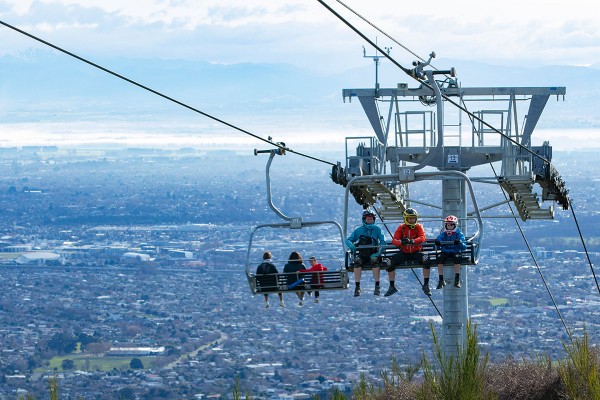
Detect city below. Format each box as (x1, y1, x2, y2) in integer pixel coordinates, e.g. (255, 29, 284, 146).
(0, 145, 598, 399)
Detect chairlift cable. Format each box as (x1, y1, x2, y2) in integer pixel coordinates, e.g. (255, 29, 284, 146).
(333, 0, 433, 68)
(0, 20, 336, 167)
(374, 208, 443, 317)
(487, 163, 573, 344)
(464, 101, 577, 337)
(317, 0, 562, 173)
(322, 0, 582, 348)
(458, 93, 599, 298)
(316, 0, 412, 77)
(568, 200, 600, 295)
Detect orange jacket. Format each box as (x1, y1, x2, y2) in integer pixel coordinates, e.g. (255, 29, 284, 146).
(391, 223, 426, 253)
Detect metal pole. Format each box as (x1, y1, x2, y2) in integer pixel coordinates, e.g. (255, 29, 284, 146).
(441, 178, 468, 356)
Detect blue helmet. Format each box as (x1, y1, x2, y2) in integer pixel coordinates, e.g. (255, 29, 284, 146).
(362, 209, 376, 223)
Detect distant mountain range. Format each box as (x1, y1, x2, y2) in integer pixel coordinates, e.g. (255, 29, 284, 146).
(1, 49, 598, 130)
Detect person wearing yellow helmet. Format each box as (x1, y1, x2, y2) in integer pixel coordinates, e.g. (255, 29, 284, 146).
(389, 208, 432, 296)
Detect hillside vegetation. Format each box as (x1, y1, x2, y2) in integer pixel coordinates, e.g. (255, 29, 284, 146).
(349, 323, 599, 400)
(230, 322, 599, 400)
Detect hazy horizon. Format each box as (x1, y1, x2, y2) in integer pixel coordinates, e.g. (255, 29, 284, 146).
(0, 121, 597, 153)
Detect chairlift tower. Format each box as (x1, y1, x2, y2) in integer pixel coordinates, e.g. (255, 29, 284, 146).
(334, 52, 568, 357)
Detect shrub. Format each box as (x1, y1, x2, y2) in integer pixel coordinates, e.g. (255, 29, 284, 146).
(418, 320, 490, 400)
(559, 330, 600, 400)
(486, 355, 562, 400)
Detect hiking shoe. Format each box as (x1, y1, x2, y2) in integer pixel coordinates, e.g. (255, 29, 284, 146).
(279, 301, 285, 308)
(298, 301, 303, 307)
(454, 280, 461, 289)
(354, 287, 362, 297)
(314, 298, 319, 304)
(384, 286, 398, 297)
(436, 280, 447, 290)
(422, 284, 432, 296)
(265, 302, 270, 308)
(374, 286, 381, 296)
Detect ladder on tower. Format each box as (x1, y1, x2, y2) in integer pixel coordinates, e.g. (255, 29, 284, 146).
(350, 181, 408, 221)
(498, 175, 554, 220)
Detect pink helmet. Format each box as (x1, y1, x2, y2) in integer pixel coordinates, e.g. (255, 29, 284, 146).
(444, 215, 458, 234)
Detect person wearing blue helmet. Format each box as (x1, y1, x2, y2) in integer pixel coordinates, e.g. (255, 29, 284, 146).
(345, 209, 388, 297)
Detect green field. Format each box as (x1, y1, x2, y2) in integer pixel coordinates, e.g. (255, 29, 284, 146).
(489, 298, 509, 306)
(0, 253, 19, 259)
(37, 355, 157, 372)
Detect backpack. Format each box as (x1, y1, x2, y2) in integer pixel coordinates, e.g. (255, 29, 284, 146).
(358, 235, 378, 257)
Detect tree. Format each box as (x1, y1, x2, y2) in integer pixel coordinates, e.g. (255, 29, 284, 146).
(47, 332, 77, 355)
(61, 359, 75, 370)
(77, 332, 95, 351)
(130, 358, 144, 369)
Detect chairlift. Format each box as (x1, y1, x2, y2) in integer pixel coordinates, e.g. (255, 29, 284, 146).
(342, 170, 483, 270)
(245, 146, 349, 295)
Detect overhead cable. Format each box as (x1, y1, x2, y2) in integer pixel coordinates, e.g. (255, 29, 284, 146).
(489, 162, 573, 345)
(0, 20, 335, 167)
(320, 0, 599, 295)
(333, 0, 432, 67)
(568, 200, 600, 294)
(316, 0, 555, 169)
(375, 208, 443, 318)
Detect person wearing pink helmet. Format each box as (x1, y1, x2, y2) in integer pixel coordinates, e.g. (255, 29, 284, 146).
(434, 215, 467, 289)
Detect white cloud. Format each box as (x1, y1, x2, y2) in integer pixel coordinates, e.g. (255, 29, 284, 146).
(1, 0, 599, 70)
(4, 0, 34, 15)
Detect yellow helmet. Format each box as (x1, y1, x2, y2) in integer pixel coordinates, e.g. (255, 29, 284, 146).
(403, 208, 418, 228)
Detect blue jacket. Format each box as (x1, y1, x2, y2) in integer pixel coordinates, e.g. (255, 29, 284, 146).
(436, 227, 467, 254)
(346, 223, 386, 257)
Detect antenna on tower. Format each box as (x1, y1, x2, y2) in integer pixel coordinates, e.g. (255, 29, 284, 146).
(362, 38, 391, 97)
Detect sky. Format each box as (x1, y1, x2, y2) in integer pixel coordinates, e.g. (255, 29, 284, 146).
(1, 0, 599, 72)
(1, 0, 599, 151)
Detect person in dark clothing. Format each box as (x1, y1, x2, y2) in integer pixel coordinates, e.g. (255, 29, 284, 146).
(256, 251, 284, 308)
(283, 251, 308, 306)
